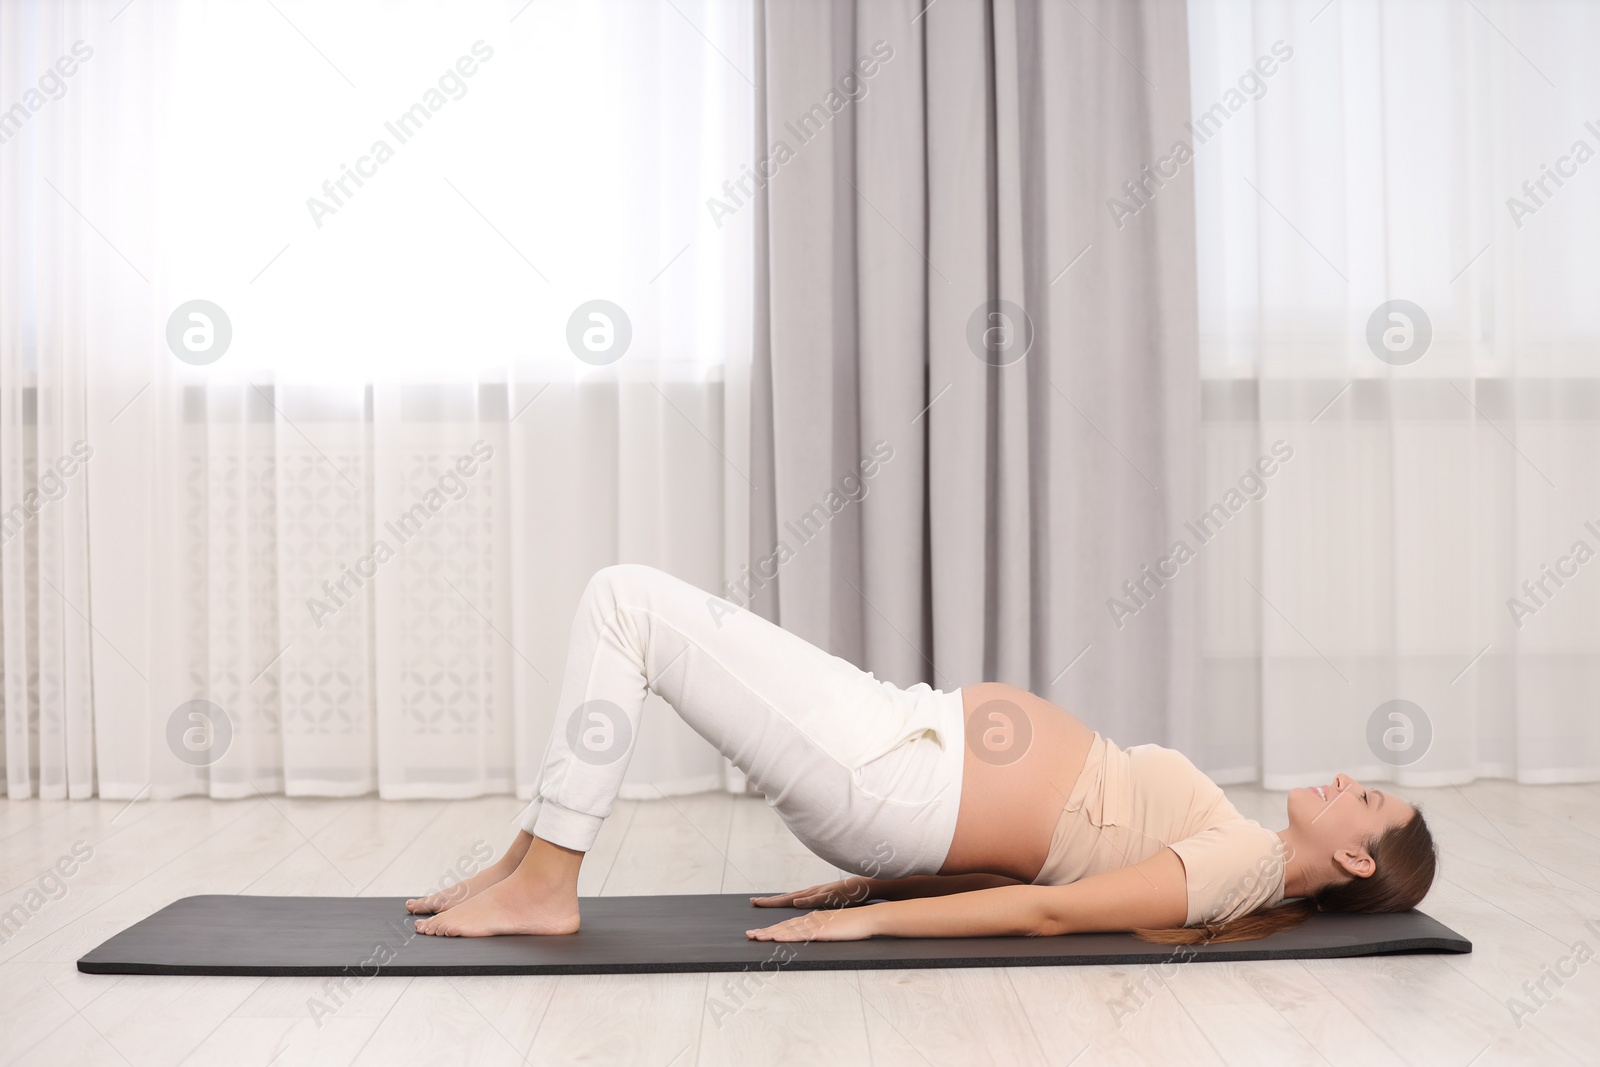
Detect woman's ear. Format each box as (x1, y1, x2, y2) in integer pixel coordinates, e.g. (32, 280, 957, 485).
(1333, 846, 1376, 880)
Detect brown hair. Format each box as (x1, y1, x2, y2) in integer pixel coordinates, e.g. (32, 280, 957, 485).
(1134, 807, 1437, 945)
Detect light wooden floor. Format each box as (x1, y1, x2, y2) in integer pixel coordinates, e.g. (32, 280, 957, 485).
(1, 780, 1597, 1066)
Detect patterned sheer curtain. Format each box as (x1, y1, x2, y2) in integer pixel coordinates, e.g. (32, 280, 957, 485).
(1189, 0, 1600, 786)
(1, 0, 754, 801)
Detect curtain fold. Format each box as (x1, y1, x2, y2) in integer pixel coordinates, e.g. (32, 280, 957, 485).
(750, 0, 1204, 750)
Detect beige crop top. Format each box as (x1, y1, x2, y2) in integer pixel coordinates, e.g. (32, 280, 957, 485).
(1031, 733, 1287, 926)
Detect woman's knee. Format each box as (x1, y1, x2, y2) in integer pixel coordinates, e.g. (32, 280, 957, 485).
(583, 563, 662, 603)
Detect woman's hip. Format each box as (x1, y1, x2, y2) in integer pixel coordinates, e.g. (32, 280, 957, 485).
(761, 687, 966, 879)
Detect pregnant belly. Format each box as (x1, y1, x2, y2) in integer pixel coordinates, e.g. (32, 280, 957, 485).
(938, 682, 1098, 882)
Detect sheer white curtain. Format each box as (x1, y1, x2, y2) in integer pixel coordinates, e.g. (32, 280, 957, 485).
(1, 0, 754, 801)
(1189, 0, 1600, 787)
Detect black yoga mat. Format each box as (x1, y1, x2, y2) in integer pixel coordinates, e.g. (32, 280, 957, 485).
(77, 894, 1470, 977)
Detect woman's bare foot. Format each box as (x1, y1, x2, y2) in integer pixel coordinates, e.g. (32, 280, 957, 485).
(406, 831, 534, 915)
(414, 836, 583, 937)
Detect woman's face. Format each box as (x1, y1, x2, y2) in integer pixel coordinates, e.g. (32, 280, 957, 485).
(1286, 773, 1415, 879)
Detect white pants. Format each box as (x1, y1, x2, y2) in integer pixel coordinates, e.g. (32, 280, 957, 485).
(518, 564, 966, 879)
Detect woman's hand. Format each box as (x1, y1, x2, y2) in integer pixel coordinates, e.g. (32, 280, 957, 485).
(746, 907, 877, 941)
(749, 877, 877, 910)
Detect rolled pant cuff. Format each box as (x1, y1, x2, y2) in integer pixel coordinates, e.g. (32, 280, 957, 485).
(519, 797, 603, 852)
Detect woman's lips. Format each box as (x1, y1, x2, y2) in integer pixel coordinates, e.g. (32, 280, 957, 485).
(1315, 785, 1328, 801)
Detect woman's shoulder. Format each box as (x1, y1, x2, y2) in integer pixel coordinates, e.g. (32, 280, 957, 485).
(1168, 820, 1288, 926)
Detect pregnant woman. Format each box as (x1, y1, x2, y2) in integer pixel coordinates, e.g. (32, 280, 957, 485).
(408, 565, 1437, 942)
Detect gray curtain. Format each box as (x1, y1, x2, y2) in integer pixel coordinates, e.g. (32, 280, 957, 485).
(748, 0, 1202, 749)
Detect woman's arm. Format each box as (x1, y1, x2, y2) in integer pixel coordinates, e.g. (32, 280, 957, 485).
(750, 872, 1023, 909)
(746, 849, 1188, 941)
